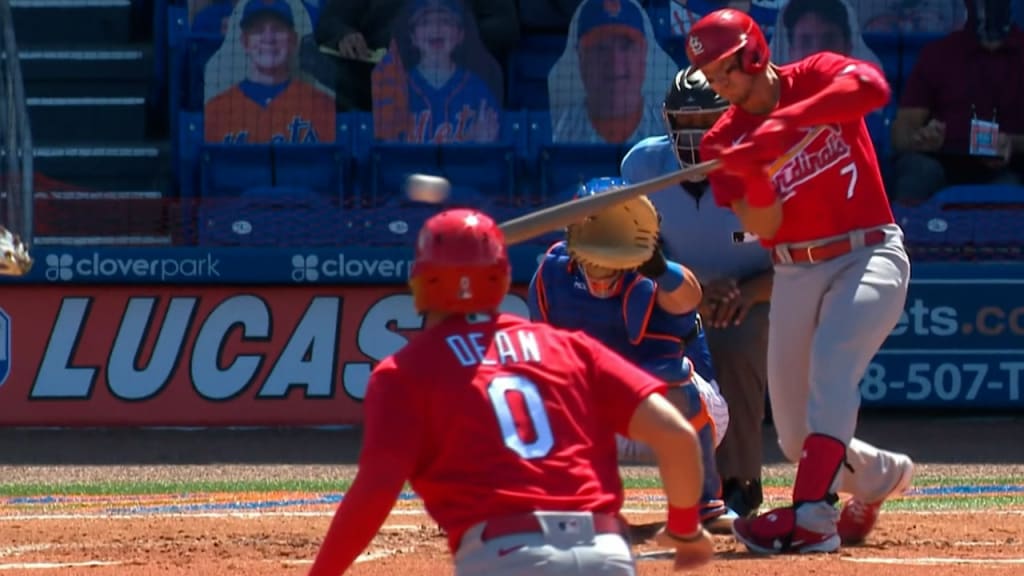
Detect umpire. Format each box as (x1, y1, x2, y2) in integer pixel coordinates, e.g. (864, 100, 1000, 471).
(620, 67, 772, 518)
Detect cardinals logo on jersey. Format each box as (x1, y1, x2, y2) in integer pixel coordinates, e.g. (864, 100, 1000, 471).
(770, 124, 851, 201)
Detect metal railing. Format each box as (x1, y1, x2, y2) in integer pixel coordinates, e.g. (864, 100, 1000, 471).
(0, 0, 34, 253)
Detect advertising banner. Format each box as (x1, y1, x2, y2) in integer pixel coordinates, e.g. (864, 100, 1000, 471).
(861, 278, 1024, 408)
(0, 268, 1021, 427)
(0, 284, 529, 427)
(2, 246, 550, 285)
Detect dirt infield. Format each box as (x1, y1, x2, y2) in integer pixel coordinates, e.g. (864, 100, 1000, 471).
(0, 414, 1021, 575)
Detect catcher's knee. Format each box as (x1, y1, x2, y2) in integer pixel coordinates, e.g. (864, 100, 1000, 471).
(616, 434, 656, 464)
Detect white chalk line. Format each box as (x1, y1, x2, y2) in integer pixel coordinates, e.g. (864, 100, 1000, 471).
(279, 547, 411, 566)
(0, 561, 122, 570)
(843, 557, 1024, 566)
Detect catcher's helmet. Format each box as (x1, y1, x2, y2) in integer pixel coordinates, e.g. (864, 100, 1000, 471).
(663, 67, 728, 171)
(575, 176, 626, 199)
(409, 208, 510, 315)
(685, 9, 769, 75)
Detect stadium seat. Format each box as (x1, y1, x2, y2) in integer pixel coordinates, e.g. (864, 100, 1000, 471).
(199, 144, 273, 197)
(369, 143, 442, 207)
(526, 110, 625, 204)
(659, 35, 690, 68)
(862, 33, 901, 91)
(273, 143, 350, 200)
(507, 35, 564, 110)
(434, 111, 528, 205)
(928, 184, 1024, 207)
(197, 185, 342, 247)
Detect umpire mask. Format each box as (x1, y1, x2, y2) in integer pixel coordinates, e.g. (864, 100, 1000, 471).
(967, 0, 1014, 45)
(663, 68, 728, 179)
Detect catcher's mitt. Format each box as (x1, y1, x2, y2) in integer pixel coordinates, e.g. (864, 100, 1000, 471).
(566, 195, 660, 271)
(0, 227, 32, 276)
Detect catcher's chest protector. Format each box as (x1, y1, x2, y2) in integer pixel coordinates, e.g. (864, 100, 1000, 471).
(537, 243, 696, 382)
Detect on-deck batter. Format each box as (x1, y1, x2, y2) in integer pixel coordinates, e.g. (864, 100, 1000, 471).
(305, 208, 715, 575)
(686, 8, 915, 555)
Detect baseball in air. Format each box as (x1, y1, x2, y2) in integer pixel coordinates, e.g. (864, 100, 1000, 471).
(405, 174, 451, 204)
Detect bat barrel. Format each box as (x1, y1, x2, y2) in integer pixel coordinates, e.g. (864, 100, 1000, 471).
(499, 159, 720, 245)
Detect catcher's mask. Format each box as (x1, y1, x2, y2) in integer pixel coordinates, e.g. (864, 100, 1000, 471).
(409, 209, 511, 315)
(569, 177, 630, 299)
(663, 67, 728, 176)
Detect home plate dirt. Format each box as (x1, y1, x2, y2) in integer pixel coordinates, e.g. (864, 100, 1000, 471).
(0, 505, 1021, 575)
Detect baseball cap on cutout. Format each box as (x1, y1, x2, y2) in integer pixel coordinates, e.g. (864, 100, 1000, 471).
(410, 0, 464, 25)
(240, 0, 295, 29)
(576, 0, 645, 48)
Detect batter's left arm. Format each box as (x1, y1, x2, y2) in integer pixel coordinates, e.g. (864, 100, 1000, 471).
(770, 53, 892, 128)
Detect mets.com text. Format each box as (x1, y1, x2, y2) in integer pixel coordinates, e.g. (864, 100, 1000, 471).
(893, 298, 1024, 337)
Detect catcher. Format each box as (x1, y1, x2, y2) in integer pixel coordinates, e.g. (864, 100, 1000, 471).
(527, 177, 737, 534)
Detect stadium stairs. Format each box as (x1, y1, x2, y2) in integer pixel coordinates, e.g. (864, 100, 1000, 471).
(13, 0, 171, 246)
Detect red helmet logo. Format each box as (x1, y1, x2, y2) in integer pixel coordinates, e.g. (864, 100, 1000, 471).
(685, 9, 769, 75)
(409, 209, 510, 315)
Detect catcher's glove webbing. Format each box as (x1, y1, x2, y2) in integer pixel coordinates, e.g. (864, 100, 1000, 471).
(567, 195, 660, 271)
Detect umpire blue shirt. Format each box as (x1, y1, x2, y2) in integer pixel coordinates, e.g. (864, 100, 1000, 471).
(621, 136, 772, 283)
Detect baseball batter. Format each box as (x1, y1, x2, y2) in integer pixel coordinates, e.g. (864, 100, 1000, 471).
(686, 9, 915, 554)
(527, 178, 736, 535)
(306, 209, 715, 575)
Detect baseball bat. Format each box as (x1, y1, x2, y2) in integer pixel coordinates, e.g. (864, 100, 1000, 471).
(499, 159, 721, 246)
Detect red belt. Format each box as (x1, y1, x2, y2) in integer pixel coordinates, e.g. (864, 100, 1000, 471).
(480, 512, 626, 542)
(773, 229, 886, 265)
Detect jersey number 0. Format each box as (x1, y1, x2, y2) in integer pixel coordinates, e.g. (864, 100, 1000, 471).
(487, 375, 555, 459)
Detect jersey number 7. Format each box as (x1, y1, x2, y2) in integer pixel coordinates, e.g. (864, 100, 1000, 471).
(487, 375, 555, 459)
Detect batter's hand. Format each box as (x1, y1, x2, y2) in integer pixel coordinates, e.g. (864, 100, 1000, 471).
(654, 526, 715, 571)
(718, 118, 795, 174)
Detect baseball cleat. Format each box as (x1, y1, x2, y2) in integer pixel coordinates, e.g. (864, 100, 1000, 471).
(702, 507, 739, 535)
(730, 506, 840, 555)
(838, 453, 915, 545)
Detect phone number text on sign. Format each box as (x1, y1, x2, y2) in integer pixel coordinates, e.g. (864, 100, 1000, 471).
(859, 358, 1024, 406)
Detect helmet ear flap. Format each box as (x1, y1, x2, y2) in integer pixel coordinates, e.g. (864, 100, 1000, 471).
(739, 30, 769, 74)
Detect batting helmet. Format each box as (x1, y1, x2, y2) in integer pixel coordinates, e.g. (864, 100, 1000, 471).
(663, 67, 728, 170)
(409, 209, 510, 315)
(685, 9, 769, 75)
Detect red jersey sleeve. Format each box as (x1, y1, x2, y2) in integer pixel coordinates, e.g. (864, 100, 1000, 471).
(772, 52, 891, 127)
(574, 331, 668, 436)
(360, 361, 425, 470)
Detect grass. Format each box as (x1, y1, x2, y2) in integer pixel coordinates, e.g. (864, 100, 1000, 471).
(0, 474, 1021, 499)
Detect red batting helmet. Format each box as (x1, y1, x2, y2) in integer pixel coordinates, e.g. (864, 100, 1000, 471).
(685, 9, 769, 75)
(409, 208, 511, 315)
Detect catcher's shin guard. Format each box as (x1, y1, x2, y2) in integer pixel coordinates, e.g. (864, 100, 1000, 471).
(669, 383, 726, 520)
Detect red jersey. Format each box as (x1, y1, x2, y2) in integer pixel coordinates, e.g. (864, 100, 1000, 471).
(701, 52, 895, 247)
(360, 312, 667, 550)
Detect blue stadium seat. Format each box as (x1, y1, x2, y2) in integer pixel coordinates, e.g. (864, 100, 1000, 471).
(199, 144, 273, 197)
(862, 33, 901, 89)
(167, 4, 188, 136)
(526, 110, 625, 204)
(274, 143, 350, 200)
(929, 185, 1024, 207)
(197, 186, 342, 247)
(370, 144, 442, 207)
(435, 111, 528, 205)
(507, 35, 564, 110)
